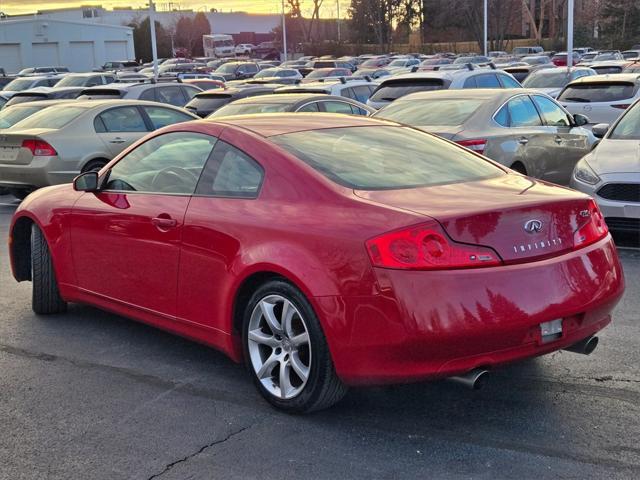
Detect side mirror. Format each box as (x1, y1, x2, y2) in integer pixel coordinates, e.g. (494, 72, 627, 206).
(73, 171, 99, 192)
(592, 123, 610, 138)
(573, 113, 589, 127)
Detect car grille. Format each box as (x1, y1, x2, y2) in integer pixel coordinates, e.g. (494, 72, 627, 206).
(605, 217, 640, 232)
(597, 183, 640, 202)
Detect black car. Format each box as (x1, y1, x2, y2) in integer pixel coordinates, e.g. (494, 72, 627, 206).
(214, 62, 261, 81)
(206, 93, 375, 118)
(4, 87, 86, 107)
(184, 85, 281, 117)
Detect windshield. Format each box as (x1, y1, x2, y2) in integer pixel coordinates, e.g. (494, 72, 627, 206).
(254, 68, 279, 78)
(593, 53, 619, 61)
(376, 98, 485, 126)
(558, 83, 636, 103)
(610, 102, 640, 140)
(214, 40, 234, 47)
(55, 75, 92, 87)
(370, 80, 445, 102)
(306, 69, 334, 79)
(210, 103, 290, 117)
(3, 78, 37, 91)
(271, 126, 502, 190)
(11, 106, 87, 130)
(216, 64, 241, 74)
(0, 105, 42, 128)
(360, 59, 383, 68)
(523, 71, 571, 88)
(388, 60, 407, 67)
(454, 57, 473, 64)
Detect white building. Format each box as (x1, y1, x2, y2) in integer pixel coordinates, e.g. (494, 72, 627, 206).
(8, 6, 280, 36)
(0, 18, 135, 74)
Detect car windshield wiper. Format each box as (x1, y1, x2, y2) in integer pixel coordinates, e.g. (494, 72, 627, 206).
(564, 97, 591, 102)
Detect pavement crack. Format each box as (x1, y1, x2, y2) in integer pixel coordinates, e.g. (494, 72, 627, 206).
(146, 425, 252, 480)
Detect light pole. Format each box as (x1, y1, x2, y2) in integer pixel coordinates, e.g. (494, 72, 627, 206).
(337, 0, 341, 43)
(483, 0, 488, 57)
(281, 0, 288, 61)
(149, 0, 159, 80)
(567, 0, 574, 70)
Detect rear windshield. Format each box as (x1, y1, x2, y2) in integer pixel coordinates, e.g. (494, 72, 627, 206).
(523, 71, 571, 88)
(271, 126, 502, 190)
(0, 105, 42, 128)
(11, 106, 87, 130)
(187, 94, 232, 112)
(370, 80, 445, 102)
(313, 61, 335, 68)
(609, 103, 640, 140)
(5, 94, 48, 106)
(209, 103, 290, 117)
(376, 98, 485, 126)
(591, 66, 623, 74)
(558, 83, 636, 102)
(3, 78, 37, 91)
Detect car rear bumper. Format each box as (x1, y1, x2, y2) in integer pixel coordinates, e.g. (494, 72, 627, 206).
(314, 236, 624, 385)
(0, 156, 75, 189)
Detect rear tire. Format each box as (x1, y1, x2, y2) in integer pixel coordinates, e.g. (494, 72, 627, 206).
(510, 162, 527, 175)
(242, 280, 347, 413)
(31, 225, 67, 315)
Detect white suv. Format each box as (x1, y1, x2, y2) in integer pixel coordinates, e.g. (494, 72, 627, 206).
(366, 66, 522, 109)
(276, 78, 380, 103)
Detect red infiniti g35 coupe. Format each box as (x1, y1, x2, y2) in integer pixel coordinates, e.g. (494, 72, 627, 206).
(9, 114, 624, 412)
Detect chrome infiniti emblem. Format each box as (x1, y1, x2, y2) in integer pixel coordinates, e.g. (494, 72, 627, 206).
(524, 219, 543, 234)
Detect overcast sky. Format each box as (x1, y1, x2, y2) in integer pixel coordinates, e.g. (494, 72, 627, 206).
(0, 0, 347, 17)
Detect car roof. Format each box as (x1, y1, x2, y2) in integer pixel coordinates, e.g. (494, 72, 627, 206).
(391, 88, 534, 102)
(206, 113, 395, 137)
(567, 73, 640, 84)
(43, 98, 194, 110)
(381, 68, 498, 82)
(530, 67, 594, 75)
(64, 72, 114, 77)
(4, 99, 75, 108)
(223, 93, 351, 105)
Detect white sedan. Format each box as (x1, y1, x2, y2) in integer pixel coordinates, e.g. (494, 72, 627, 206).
(235, 44, 254, 55)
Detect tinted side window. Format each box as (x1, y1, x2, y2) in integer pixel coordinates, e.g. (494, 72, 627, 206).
(297, 102, 320, 112)
(342, 87, 356, 99)
(531, 95, 571, 127)
(352, 85, 373, 102)
(494, 105, 510, 127)
(507, 96, 542, 127)
(182, 86, 200, 100)
(321, 101, 355, 114)
(499, 74, 522, 88)
(105, 132, 217, 194)
(142, 106, 194, 130)
(139, 88, 156, 102)
(475, 74, 501, 88)
(196, 141, 263, 198)
(97, 107, 147, 133)
(463, 77, 478, 88)
(156, 86, 186, 106)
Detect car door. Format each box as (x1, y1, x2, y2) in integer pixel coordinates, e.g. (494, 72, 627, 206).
(70, 131, 218, 317)
(531, 94, 590, 185)
(94, 105, 150, 156)
(177, 137, 265, 332)
(485, 95, 550, 176)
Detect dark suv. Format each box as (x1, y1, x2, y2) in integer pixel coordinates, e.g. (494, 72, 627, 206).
(214, 62, 261, 81)
(184, 85, 281, 117)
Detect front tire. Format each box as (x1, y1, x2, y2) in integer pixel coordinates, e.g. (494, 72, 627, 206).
(31, 225, 67, 315)
(243, 280, 347, 413)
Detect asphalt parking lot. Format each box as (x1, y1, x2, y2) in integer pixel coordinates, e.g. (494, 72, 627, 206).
(0, 194, 638, 480)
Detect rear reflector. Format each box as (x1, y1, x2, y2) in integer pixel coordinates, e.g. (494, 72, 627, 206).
(573, 199, 608, 249)
(21, 139, 57, 156)
(456, 139, 487, 155)
(611, 104, 630, 110)
(366, 221, 502, 270)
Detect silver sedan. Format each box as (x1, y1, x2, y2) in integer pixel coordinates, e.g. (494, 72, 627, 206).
(571, 99, 640, 234)
(374, 88, 596, 185)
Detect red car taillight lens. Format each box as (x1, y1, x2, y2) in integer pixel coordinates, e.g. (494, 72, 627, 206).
(22, 139, 57, 156)
(573, 199, 608, 249)
(456, 139, 487, 155)
(366, 222, 502, 270)
(611, 104, 630, 110)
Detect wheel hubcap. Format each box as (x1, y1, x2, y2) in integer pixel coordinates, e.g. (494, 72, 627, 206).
(247, 295, 311, 399)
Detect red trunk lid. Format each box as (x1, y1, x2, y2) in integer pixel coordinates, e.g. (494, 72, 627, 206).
(355, 175, 594, 263)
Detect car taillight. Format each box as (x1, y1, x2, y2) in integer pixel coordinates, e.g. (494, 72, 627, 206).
(21, 139, 57, 156)
(573, 199, 608, 249)
(611, 104, 630, 109)
(456, 139, 487, 155)
(366, 222, 502, 270)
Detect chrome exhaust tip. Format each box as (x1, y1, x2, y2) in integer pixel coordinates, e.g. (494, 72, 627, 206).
(563, 335, 599, 355)
(448, 368, 489, 390)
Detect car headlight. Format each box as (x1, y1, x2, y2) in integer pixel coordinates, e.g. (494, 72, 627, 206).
(573, 158, 601, 185)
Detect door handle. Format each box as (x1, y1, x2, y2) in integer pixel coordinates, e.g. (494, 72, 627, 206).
(151, 216, 178, 230)
(518, 137, 529, 145)
(109, 138, 126, 144)
(554, 135, 563, 144)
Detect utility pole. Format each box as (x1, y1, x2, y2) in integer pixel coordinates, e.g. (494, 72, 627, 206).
(567, 0, 574, 70)
(149, 0, 159, 79)
(483, 0, 488, 56)
(281, 0, 288, 61)
(337, 0, 341, 43)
